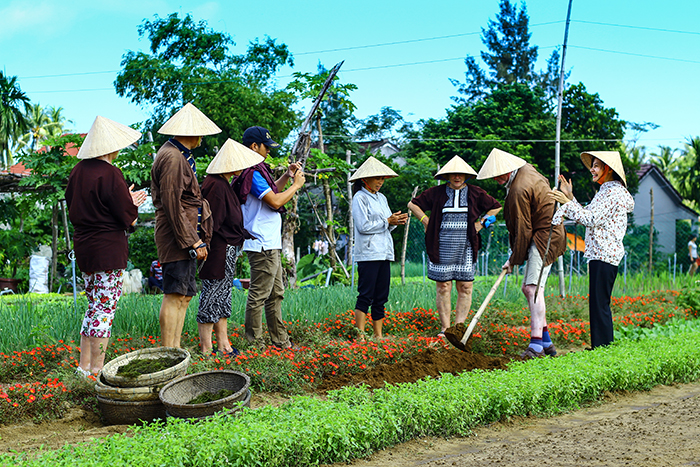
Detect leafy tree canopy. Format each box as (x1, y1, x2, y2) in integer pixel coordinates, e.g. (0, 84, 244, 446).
(114, 13, 300, 157)
(450, 0, 561, 103)
(0, 71, 31, 167)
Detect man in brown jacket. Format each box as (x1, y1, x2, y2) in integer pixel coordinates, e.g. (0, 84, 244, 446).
(151, 103, 219, 348)
(478, 148, 566, 359)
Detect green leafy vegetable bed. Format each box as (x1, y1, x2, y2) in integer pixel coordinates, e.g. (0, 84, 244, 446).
(7, 327, 700, 467)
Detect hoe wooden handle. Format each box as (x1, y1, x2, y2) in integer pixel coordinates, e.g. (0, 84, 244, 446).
(460, 268, 508, 345)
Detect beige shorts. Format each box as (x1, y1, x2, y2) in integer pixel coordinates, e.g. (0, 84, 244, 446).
(522, 243, 551, 287)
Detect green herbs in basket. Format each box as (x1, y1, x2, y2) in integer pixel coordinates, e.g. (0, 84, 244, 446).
(187, 389, 235, 404)
(116, 356, 186, 378)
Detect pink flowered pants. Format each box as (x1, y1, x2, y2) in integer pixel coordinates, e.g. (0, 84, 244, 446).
(80, 269, 124, 338)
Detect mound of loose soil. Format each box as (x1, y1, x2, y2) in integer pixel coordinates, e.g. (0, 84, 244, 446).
(318, 347, 511, 392)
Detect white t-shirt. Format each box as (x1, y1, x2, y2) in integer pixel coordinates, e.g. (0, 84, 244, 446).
(241, 171, 282, 252)
(689, 240, 698, 259)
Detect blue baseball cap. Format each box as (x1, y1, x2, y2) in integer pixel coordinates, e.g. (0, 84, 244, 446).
(242, 126, 279, 148)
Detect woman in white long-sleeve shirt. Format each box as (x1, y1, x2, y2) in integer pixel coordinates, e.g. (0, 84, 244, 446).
(550, 151, 634, 348)
(350, 156, 408, 340)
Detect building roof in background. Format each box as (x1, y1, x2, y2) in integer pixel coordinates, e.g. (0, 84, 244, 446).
(636, 163, 698, 217)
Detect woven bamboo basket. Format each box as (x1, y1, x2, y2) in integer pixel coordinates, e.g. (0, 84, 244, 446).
(159, 370, 250, 419)
(97, 395, 167, 425)
(94, 374, 163, 402)
(102, 347, 190, 388)
(166, 388, 252, 422)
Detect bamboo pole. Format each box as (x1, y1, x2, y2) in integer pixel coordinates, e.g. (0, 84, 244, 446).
(401, 186, 419, 285)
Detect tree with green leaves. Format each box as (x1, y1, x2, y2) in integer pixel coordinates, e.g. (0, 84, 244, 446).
(18, 104, 72, 153)
(285, 65, 357, 274)
(115, 13, 300, 156)
(674, 137, 700, 211)
(450, 0, 560, 103)
(0, 71, 31, 168)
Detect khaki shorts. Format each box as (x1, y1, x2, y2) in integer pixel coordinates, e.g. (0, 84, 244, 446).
(522, 243, 551, 287)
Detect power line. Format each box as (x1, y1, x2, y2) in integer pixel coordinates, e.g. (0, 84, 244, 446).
(573, 20, 700, 36)
(322, 134, 623, 143)
(20, 22, 565, 80)
(569, 45, 700, 65)
(295, 21, 564, 55)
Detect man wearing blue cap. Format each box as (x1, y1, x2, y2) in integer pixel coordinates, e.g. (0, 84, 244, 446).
(234, 126, 306, 349)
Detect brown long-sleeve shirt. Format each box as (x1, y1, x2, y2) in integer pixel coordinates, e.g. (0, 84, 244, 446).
(151, 140, 212, 263)
(198, 174, 252, 280)
(65, 159, 138, 273)
(504, 163, 566, 266)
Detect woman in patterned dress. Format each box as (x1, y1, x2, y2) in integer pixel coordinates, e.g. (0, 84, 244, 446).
(65, 116, 147, 376)
(550, 151, 634, 348)
(197, 139, 262, 357)
(408, 156, 501, 338)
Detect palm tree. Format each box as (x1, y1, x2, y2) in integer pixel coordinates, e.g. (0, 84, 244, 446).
(18, 104, 71, 152)
(46, 106, 72, 139)
(620, 142, 647, 166)
(18, 103, 52, 152)
(649, 145, 678, 174)
(675, 137, 700, 209)
(0, 71, 31, 168)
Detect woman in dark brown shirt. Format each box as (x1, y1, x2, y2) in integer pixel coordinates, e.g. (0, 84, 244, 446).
(408, 156, 501, 338)
(197, 139, 262, 357)
(65, 116, 146, 377)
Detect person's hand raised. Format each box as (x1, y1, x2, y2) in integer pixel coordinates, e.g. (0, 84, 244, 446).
(388, 211, 409, 225)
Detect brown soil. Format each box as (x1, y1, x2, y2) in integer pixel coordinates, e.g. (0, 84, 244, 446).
(318, 347, 510, 392)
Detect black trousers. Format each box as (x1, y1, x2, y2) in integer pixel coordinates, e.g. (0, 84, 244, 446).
(355, 260, 391, 321)
(589, 260, 618, 348)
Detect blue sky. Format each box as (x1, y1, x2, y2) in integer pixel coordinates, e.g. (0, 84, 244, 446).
(2, 0, 698, 152)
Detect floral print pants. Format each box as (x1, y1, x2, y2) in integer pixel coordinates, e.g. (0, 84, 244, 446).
(80, 269, 124, 338)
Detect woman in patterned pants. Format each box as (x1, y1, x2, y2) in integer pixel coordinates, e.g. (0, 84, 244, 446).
(197, 139, 262, 356)
(408, 156, 501, 338)
(65, 116, 146, 376)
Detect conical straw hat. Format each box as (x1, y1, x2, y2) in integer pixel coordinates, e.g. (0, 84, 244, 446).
(77, 116, 142, 159)
(349, 156, 398, 182)
(435, 155, 478, 180)
(157, 102, 222, 136)
(206, 138, 264, 174)
(476, 148, 527, 180)
(580, 151, 627, 186)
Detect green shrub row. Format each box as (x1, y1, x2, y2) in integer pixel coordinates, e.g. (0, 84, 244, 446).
(6, 326, 700, 467)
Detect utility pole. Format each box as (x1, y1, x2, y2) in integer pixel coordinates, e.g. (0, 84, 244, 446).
(554, 0, 574, 297)
(649, 188, 654, 274)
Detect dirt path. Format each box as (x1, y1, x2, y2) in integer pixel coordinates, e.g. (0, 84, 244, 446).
(329, 380, 700, 467)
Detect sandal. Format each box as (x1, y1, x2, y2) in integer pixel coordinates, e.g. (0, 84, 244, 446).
(223, 348, 239, 358)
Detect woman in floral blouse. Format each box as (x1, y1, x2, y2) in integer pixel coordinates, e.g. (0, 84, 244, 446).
(550, 151, 634, 348)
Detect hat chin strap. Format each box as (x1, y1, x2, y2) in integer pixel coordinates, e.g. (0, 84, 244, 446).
(363, 180, 377, 194)
(597, 165, 612, 185)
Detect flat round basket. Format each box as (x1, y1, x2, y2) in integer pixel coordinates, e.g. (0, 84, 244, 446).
(166, 388, 252, 422)
(97, 395, 167, 425)
(159, 370, 250, 419)
(101, 347, 190, 388)
(94, 374, 162, 402)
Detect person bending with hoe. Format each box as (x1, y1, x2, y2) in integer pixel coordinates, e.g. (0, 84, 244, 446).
(477, 148, 565, 360)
